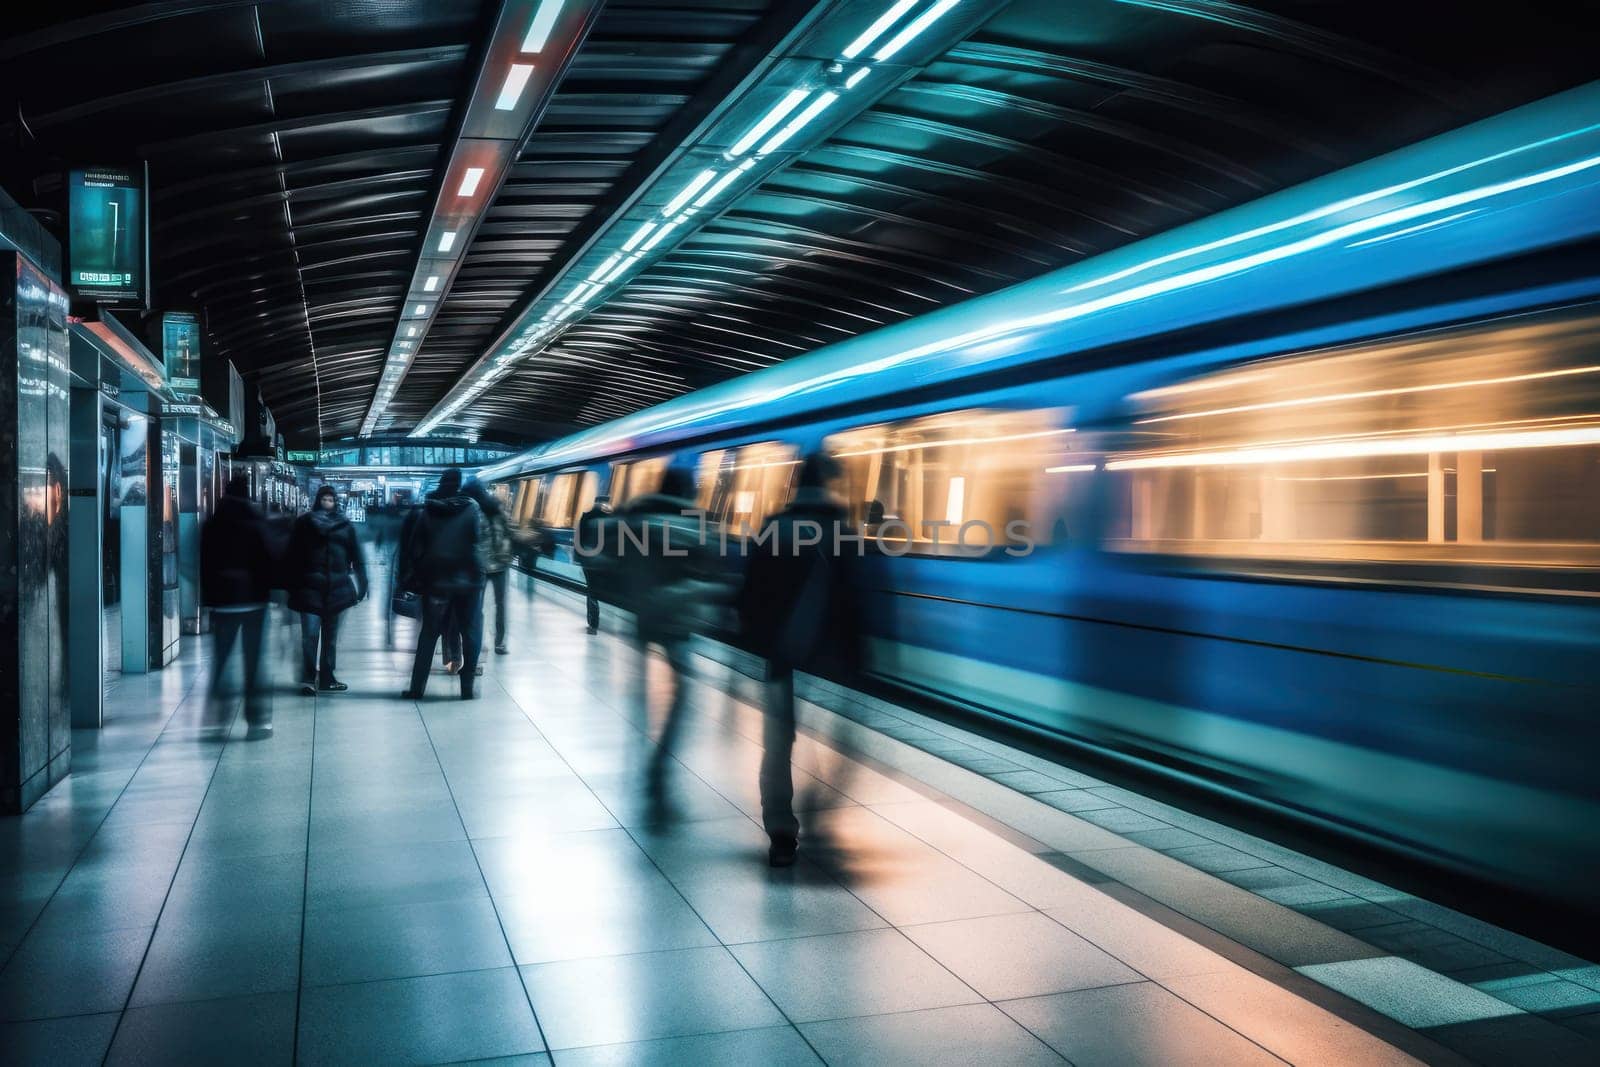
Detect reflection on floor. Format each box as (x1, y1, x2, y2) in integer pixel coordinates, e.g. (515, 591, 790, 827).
(2, 564, 1597, 1065)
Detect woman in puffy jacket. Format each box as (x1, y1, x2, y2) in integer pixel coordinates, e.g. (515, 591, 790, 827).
(287, 485, 368, 695)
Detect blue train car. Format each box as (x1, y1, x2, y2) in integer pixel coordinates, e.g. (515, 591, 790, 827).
(482, 82, 1600, 918)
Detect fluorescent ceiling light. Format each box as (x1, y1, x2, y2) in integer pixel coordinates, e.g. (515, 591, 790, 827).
(873, 0, 960, 61)
(730, 88, 810, 157)
(413, 303, 427, 316)
(639, 217, 681, 252)
(692, 159, 756, 210)
(664, 169, 718, 216)
(620, 221, 657, 252)
(521, 0, 565, 53)
(842, 0, 916, 59)
(423, 275, 440, 291)
(438, 231, 457, 253)
(845, 66, 871, 89)
(496, 64, 535, 111)
(589, 254, 620, 283)
(407, 326, 418, 337)
(759, 91, 838, 154)
(457, 167, 486, 197)
(601, 254, 639, 283)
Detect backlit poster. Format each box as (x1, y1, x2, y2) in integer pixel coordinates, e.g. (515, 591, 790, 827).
(161, 311, 201, 392)
(67, 165, 147, 304)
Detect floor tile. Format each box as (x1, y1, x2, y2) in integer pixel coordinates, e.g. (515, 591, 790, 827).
(306, 840, 487, 911)
(298, 967, 543, 1066)
(801, 1002, 1064, 1066)
(551, 1025, 821, 1066)
(730, 928, 982, 1023)
(521, 946, 783, 1049)
(302, 896, 512, 986)
(496, 875, 717, 964)
(108, 991, 296, 1066)
(1298, 956, 1524, 1028)
(0, 1012, 120, 1066)
(999, 982, 1282, 1067)
(903, 911, 1141, 1000)
(671, 864, 887, 944)
(0, 923, 153, 1020)
(132, 906, 302, 1005)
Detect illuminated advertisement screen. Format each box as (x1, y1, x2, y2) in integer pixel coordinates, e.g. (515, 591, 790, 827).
(67, 165, 146, 303)
(161, 311, 201, 392)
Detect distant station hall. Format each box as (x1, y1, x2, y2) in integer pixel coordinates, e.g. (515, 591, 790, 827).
(4, 2, 1600, 1065)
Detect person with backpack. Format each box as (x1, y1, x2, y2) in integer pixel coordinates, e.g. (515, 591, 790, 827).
(286, 485, 368, 695)
(202, 475, 275, 736)
(737, 453, 863, 866)
(401, 467, 488, 700)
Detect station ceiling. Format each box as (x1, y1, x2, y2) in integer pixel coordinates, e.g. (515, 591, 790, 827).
(3, 1, 1597, 448)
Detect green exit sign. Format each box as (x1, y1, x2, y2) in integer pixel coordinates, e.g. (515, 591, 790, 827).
(286, 450, 318, 464)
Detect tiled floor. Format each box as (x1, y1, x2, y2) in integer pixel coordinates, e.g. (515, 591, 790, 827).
(2, 563, 1596, 1064)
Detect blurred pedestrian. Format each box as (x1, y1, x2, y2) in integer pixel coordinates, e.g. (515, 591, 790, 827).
(468, 480, 515, 657)
(738, 452, 862, 866)
(402, 467, 487, 700)
(202, 475, 274, 737)
(623, 467, 725, 810)
(287, 485, 368, 695)
(576, 493, 613, 634)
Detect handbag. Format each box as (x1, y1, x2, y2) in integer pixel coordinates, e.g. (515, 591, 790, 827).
(391, 590, 422, 619)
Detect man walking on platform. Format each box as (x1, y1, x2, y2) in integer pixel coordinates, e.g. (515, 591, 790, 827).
(738, 453, 862, 867)
(401, 467, 488, 700)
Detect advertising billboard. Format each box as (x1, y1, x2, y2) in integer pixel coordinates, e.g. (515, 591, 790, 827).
(161, 311, 201, 392)
(67, 165, 147, 305)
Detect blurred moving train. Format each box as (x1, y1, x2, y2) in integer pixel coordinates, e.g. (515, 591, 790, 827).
(480, 83, 1600, 928)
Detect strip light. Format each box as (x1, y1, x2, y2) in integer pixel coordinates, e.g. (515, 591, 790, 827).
(694, 160, 755, 208)
(842, 0, 918, 58)
(496, 64, 535, 110)
(874, 0, 961, 61)
(521, 0, 566, 52)
(438, 231, 457, 253)
(759, 91, 838, 155)
(665, 169, 718, 215)
(423, 275, 440, 292)
(729, 88, 810, 156)
(457, 167, 486, 197)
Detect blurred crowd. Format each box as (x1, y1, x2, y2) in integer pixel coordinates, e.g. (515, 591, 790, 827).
(201, 454, 862, 867)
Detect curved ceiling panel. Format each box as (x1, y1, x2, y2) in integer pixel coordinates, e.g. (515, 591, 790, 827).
(4, 0, 1598, 448)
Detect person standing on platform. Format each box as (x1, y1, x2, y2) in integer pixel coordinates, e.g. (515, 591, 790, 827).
(738, 453, 862, 867)
(469, 481, 516, 656)
(576, 493, 612, 634)
(287, 485, 368, 695)
(402, 467, 488, 700)
(202, 475, 275, 738)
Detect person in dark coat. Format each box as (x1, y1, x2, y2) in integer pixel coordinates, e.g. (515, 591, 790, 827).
(621, 467, 727, 809)
(287, 485, 368, 695)
(203, 474, 275, 736)
(576, 493, 613, 634)
(402, 467, 487, 700)
(738, 452, 863, 866)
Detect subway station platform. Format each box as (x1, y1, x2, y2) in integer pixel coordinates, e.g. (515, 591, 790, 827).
(2, 566, 1598, 1066)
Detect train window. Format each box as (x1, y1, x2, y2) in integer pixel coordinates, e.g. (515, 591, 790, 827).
(1106, 311, 1600, 578)
(611, 456, 670, 505)
(826, 409, 1075, 554)
(696, 442, 798, 536)
(539, 472, 582, 527)
(573, 471, 598, 519)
